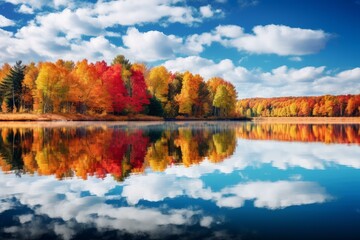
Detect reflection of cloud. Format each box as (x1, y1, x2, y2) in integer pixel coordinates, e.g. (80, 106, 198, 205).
(123, 173, 217, 205)
(165, 140, 360, 179)
(0, 199, 16, 214)
(122, 173, 330, 209)
(218, 181, 329, 209)
(0, 173, 211, 239)
(235, 140, 360, 170)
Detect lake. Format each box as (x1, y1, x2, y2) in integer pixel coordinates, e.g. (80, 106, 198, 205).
(0, 121, 360, 240)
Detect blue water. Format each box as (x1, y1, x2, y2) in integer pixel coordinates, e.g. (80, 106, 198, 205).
(0, 122, 359, 240)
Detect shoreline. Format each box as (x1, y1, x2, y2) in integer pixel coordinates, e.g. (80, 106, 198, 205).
(0, 113, 249, 122)
(252, 117, 360, 124)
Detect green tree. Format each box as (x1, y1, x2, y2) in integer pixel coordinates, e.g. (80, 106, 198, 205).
(0, 61, 25, 112)
(112, 55, 133, 96)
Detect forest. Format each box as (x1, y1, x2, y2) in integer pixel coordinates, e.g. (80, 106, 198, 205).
(236, 95, 360, 117)
(0, 56, 237, 118)
(1, 55, 359, 119)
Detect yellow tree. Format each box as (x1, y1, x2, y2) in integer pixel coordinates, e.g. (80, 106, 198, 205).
(176, 71, 203, 116)
(71, 60, 111, 114)
(22, 62, 39, 111)
(146, 66, 170, 103)
(131, 63, 147, 74)
(0, 63, 11, 83)
(207, 77, 237, 117)
(35, 62, 69, 113)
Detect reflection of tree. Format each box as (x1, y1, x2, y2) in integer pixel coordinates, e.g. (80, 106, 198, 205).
(0, 124, 239, 180)
(147, 125, 237, 168)
(208, 130, 236, 163)
(236, 123, 360, 144)
(0, 128, 26, 173)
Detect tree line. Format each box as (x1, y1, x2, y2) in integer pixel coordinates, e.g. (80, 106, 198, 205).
(0, 56, 237, 118)
(236, 95, 360, 117)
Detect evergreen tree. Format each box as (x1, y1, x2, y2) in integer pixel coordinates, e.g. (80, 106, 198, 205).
(0, 61, 25, 112)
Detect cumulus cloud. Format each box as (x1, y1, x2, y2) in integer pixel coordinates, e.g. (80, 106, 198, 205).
(0, 14, 15, 27)
(232, 25, 329, 55)
(0, 0, 223, 64)
(5, 0, 209, 26)
(163, 56, 360, 98)
(200, 5, 214, 18)
(91, 0, 201, 26)
(18, 4, 34, 14)
(3, 0, 74, 11)
(185, 24, 329, 56)
(122, 27, 186, 62)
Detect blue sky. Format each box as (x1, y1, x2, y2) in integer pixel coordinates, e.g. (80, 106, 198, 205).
(0, 0, 359, 98)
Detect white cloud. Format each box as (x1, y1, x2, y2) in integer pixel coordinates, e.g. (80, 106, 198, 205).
(5, 1, 207, 25)
(200, 5, 214, 18)
(336, 67, 360, 80)
(215, 25, 244, 38)
(18, 4, 34, 14)
(3, 0, 74, 10)
(0, 1, 221, 64)
(186, 24, 330, 56)
(163, 56, 360, 98)
(231, 25, 329, 55)
(122, 27, 185, 62)
(163, 56, 252, 83)
(91, 0, 201, 26)
(262, 65, 326, 83)
(0, 14, 15, 27)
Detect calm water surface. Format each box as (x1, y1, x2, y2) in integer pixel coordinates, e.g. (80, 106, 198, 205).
(0, 122, 359, 240)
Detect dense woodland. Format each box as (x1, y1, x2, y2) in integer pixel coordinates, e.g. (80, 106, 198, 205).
(1, 56, 359, 118)
(236, 95, 360, 117)
(0, 56, 237, 118)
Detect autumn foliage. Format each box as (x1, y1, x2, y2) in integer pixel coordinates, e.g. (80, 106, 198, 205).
(0, 55, 238, 117)
(237, 95, 360, 117)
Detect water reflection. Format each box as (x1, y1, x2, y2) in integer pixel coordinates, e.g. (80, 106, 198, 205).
(0, 122, 238, 180)
(0, 122, 359, 240)
(236, 123, 360, 144)
(0, 122, 359, 180)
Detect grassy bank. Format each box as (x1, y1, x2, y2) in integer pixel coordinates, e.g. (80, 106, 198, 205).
(253, 117, 360, 124)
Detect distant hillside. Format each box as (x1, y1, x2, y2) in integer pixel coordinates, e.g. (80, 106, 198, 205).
(236, 94, 360, 117)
